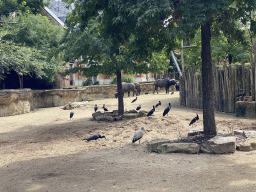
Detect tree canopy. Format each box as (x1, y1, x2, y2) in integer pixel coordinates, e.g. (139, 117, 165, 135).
(0, 0, 48, 16)
(0, 13, 66, 88)
(61, 0, 256, 131)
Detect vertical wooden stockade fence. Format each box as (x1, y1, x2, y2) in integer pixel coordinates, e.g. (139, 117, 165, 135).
(180, 64, 255, 113)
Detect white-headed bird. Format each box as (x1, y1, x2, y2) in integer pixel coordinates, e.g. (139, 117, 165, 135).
(132, 127, 147, 144)
(94, 104, 98, 112)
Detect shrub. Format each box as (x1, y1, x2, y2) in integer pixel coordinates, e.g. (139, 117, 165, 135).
(110, 76, 134, 84)
(93, 80, 100, 85)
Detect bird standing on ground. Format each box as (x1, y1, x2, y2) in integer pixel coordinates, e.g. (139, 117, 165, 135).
(131, 97, 137, 103)
(94, 104, 98, 112)
(155, 101, 161, 108)
(163, 103, 171, 117)
(136, 105, 141, 111)
(132, 127, 147, 144)
(189, 113, 199, 126)
(235, 92, 245, 98)
(155, 101, 161, 111)
(147, 106, 155, 116)
(70, 111, 74, 120)
(103, 104, 108, 112)
(171, 91, 174, 95)
(86, 134, 106, 141)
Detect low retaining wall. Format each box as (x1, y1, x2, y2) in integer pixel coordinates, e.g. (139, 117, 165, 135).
(236, 101, 256, 118)
(0, 83, 156, 117)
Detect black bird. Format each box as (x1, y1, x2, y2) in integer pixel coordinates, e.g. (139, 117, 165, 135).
(145, 92, 149, 95)
(235, 92, 245, 98)
(155, 101, 161, 108)
(147, 106, 155, 116)
(103, 104, 108, 112)
(136, 105, 141, 111)
(163, 103, 171, 117)
(70, 111, 74, 120)
(86, 134, 106, 141)
(189, 113, 199, 126)
(171, 91, 174, 95)
(94, 104, 98, 112)
(131, 97, 137, 103)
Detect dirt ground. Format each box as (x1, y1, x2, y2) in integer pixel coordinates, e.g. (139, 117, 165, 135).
(1, 91, 256, 192)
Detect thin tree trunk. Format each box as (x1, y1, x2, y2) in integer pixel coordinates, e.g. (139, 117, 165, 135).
(18, 74, 23, 89)
(201, 20, 216, 136)
(116, 70, 124, 115)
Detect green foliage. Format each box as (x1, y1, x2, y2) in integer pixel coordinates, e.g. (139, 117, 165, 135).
(0, 40, 46, 80)
(93, 80, 100, 85)
(110, 76, 134, 84)
(82, 79, 92, 86)
(0, 13, 66, 83)
(0, 0, 48, 16)
(60, 0, 177, 79)
(183, 29, 250, 67)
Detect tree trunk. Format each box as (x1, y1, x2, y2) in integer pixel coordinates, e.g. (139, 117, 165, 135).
(116, 70, 124, 115)
(18, 74, 23, 89)
(201, 20, 216, 136)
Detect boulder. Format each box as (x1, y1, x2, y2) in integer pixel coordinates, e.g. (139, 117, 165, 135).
(157, 143, 200, 154)
(138, 110, 148, 117)
(122, 113, 138, 119)
(188, 126, 204, 136)
(234, 130, 256, 138)
(236, 137, 256, 151)
(92, 111, 104, 120)
(201, 136, 236, 154)
(147, 138, 173, 152)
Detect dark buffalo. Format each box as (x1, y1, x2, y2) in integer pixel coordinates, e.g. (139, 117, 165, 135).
(134, 83, 141, 96)
(153, 79, 177, 94)
(115, 83, 136, 98)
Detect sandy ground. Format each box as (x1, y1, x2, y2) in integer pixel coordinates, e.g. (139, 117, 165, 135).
(1, 91, 256, 192)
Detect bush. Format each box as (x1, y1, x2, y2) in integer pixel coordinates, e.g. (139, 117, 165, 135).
(110, 76, 134, 84)
(93, 80, 100, 85)
(83, 79, 92, 86)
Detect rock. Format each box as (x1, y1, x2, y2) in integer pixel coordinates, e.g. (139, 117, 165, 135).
(128, 109, 138, 113)
(147, 138, 173, 152)
(236, 137, 256, 151)
(157, 143, 200, 154)
(122, 113, 137, 119)
(201, 136, 236, 154)
(92, 111, 104, 120)
(138, 110, 148, 117)
(188, 126, 204, 136)
(72, 101, 88, 108)
(234, 130, 256, 138)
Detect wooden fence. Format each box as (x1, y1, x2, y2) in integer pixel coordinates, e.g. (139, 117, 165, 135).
(180, 64, 255, 113)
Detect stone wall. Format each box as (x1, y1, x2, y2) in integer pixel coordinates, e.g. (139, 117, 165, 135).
(0, 82, 156, 117)
(236, 101, 256, 118)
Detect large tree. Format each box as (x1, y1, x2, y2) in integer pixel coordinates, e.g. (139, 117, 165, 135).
(62, 0, 256, 135)
(176, 0, 256, 135)
(0, 13, 65, 88)
(61, 1, 175, 115)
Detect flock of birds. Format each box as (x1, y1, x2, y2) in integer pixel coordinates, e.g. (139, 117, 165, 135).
(69, 96, 200, 144)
